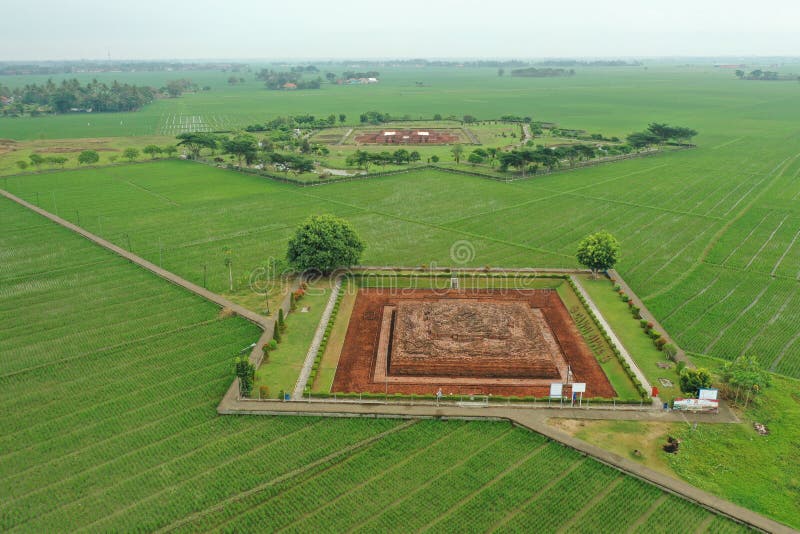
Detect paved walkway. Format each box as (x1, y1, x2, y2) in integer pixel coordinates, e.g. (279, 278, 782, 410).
(216, 396, 788, 533)
(292, 276, 342, 399)
(0, 189, 269, 328)
(463, 127, 480, 144)
(336, 128, 353, 145)
(521, 123, 532, 144)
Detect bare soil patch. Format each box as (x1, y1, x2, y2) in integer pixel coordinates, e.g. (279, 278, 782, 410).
(332, 288, 616, 398)
(0, 139, 18, 155)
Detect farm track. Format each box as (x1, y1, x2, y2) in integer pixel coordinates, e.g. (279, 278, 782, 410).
(0, 188, 268, 328)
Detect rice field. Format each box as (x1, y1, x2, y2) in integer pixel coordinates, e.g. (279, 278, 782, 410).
(0, 197, 749, 532)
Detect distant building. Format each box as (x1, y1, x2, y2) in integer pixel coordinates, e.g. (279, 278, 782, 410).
(345, 77, 379, 85)
(282, 82, 297, 90)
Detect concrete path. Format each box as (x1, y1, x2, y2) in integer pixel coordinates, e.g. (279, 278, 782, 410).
(521, 123, 532, 144)
(463, 127, 480, 144)
(216, 397, 788, 533)
(336, 128, 353, 145)
(292, 276, 342, 399)
(0, 189, 269, 328)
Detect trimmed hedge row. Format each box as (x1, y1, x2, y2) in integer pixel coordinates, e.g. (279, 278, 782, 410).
(307, 391, 644, 405)
(351, 272, 571, 284)
(217, 160, 427, 186)
(616, 286, 669, 353)
(306, 284, 345, 389)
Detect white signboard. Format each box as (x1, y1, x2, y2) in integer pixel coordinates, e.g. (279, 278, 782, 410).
(673, 398, 719, 413)
(549, 383, 563, 399)
(698, 388, 718, 401)
(572, 383, 586, 393)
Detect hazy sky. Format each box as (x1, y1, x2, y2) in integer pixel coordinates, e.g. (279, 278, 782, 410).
(2, 0, 799, 60)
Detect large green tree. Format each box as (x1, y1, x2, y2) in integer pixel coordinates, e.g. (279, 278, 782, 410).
(626, 131, 661, 149)
(77, 150, 99, 165)
(176, 132, 219, 159)
(286, 215, 365, 274)
(222, 134, 258, 167)
(679, 367, 712, 396)
(721, 355, 771, 407)
(451, 144, 464, 164)
(122, 148, 140, 162)
(234, 356, 256, 397)
(143, 144, 162, 159)
(576, 231, 620, 277)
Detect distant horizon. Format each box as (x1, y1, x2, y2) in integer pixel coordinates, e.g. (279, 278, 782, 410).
(2, 0, 799, 61)
(1, 55, 799, 64)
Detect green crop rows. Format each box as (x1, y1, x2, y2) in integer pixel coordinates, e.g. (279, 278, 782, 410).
(0, 198, 748, 531)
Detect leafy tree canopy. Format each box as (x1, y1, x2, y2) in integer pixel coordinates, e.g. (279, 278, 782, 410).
(286, 215, 365, 274)
(77, 150, 100, 165)
(679, 367, 712, 395)
(576, 231, 620, 276)
(721, 355, 771, 406)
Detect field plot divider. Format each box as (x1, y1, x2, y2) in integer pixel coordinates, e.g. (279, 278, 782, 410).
(0, 189, 269, 329)
(569, 275, 654, 400)
(293, 277, 343, 399)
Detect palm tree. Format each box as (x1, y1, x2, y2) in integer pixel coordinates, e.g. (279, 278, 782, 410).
(223, 247, 233, 292)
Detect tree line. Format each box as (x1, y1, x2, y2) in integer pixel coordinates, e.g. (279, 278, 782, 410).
(626, 123, 697, 148)
(245, 113, 346, 132)
(345, 149, 422, 170)
(0, 60, 246, 76)
(510, 67, 575, 78)
(175, 132, 318, 175)
(15, 144, 179, 171)
(255, 69, 321, 90)
(0, 77, 202, 116)
(734, 69, 798, 81)
(0, 78, 156, 115)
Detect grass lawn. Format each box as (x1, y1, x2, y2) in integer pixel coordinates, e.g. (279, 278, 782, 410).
(0, 135, 177, 176)
(578, 274, 682, 402)
(668, 354, 800, 530)
(253, 279, 331, 398)
(550, 418, 677, 475)
(554, 354, 800, 530)
(223, 279, 290, 316)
